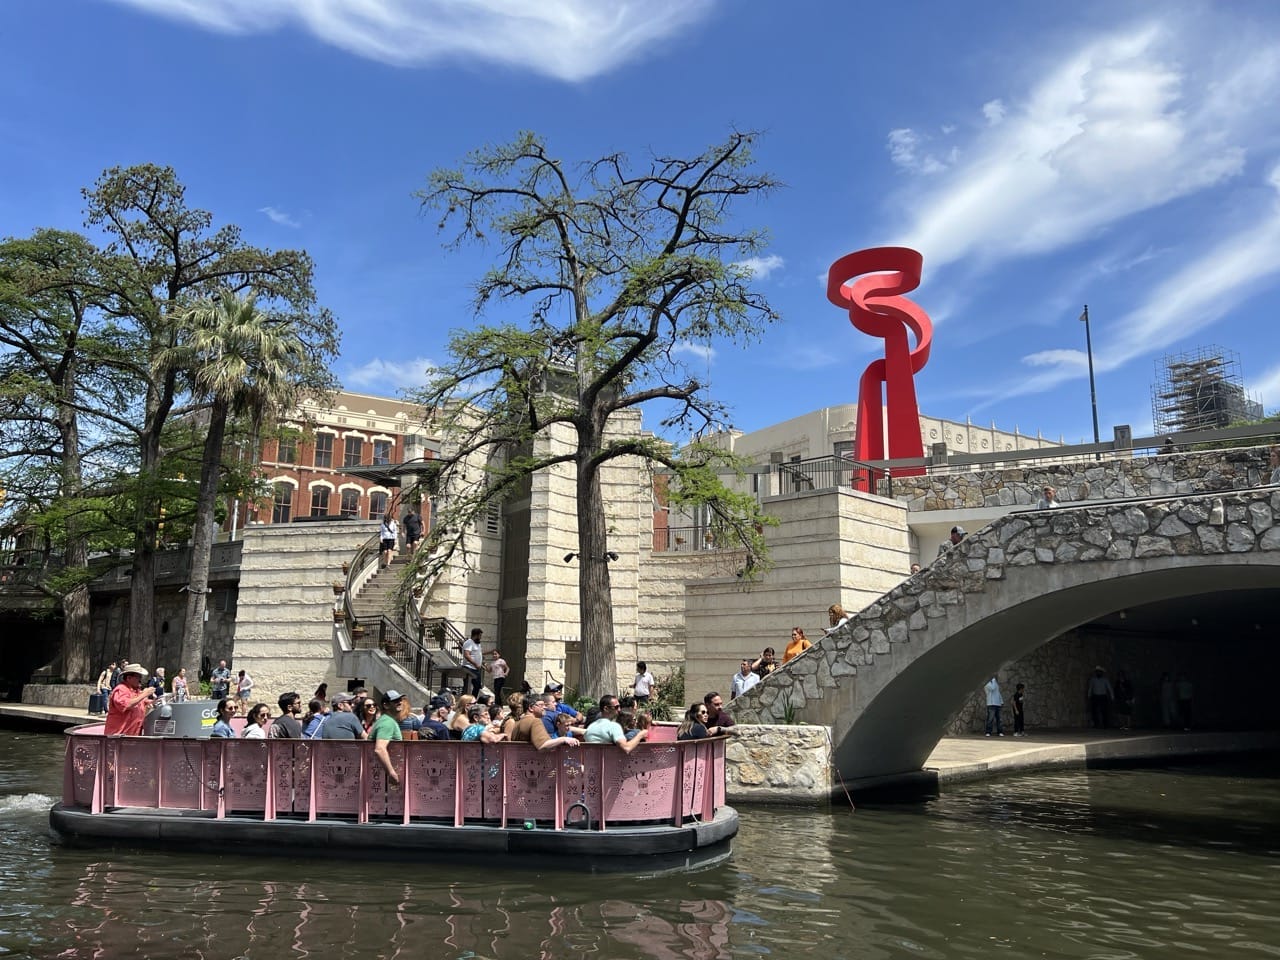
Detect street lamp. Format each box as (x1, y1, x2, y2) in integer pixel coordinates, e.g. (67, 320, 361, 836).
(1081, 305, 1101, 456)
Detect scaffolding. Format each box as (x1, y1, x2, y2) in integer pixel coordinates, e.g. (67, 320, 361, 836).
(1151, 346, 1263, 434)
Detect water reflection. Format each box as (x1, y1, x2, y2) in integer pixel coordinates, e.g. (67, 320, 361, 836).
(0, 733, 1277, 960)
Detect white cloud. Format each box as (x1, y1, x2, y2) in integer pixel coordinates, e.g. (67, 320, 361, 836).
(672, 341, 716, 364)
(345, 356, 434, 391)
(106, 0, 716, 82)
(259, 205, 300, 228)
(732, 254, 784, 281)
(1253, 361, 1280, 413)
(886, 128, 949, 175)
(982, 98, 1006, 125)
(895, 24, 1277, 269)
(997, 164, 1280, 401)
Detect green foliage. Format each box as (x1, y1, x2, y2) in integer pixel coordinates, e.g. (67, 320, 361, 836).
(648, 665, 686, 722)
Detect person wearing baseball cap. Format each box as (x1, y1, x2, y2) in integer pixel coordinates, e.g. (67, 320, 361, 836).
(370, 690, 405, 786)
(104, 663, 157, 736)
(319, 693, 365, 740)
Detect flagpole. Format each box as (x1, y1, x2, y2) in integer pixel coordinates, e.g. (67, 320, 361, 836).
(1081, 304, 1100, 454)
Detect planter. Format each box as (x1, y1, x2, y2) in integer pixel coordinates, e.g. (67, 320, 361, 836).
(333, 609, 346, 622)
(332, 581, 345, 596)
(341, 561, 351, 574)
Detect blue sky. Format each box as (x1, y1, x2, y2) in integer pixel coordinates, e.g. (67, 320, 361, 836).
(4, 1, 1279, 444)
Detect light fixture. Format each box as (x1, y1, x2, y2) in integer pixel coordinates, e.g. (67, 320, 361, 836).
(564, 552, 577, 564)
(605, 551, 619, 562)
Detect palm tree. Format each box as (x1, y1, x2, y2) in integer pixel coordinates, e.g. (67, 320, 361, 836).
(160, 292, 311, 682)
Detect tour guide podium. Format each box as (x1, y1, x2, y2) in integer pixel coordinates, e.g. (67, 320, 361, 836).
(141, 700, 219, 738)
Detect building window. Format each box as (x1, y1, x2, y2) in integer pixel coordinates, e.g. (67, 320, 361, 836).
(344, 436, 363, 467)
(373, 439, 393, 465)
(476, 499, 501, 536)
(339, 488, 360, 517)
(277, 437, 297, 464)
(370, 491, 388, 519)
(314, 433, 334, 468)
(310, 487, 330, 516)
(271, 483, 292, 524)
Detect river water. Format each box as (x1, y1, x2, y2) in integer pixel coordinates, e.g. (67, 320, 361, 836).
(1, 731, 1276, 960)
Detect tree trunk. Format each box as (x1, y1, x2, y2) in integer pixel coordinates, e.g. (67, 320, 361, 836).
(129, 425, 163, 667)
(576, 451, 617, 699)
(57, 354, 91, 681)
(179, 398, 227, 680)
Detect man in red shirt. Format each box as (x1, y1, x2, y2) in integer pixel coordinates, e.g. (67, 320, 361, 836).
(104, 663, 157, 736)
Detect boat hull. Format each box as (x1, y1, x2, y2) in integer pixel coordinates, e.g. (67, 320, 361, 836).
(49, 802, 738, 873)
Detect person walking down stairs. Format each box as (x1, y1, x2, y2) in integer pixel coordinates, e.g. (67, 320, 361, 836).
(379, 513, 399, 569)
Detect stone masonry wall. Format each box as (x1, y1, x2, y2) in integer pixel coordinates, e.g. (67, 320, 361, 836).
(888, 445, 1273, 512)
(725, 724, 831, 804)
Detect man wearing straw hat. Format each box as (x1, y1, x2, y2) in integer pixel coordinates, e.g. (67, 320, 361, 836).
(104, 663, 158, 736)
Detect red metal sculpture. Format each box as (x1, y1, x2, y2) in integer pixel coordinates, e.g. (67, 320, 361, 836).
(827, 246, 932, 480)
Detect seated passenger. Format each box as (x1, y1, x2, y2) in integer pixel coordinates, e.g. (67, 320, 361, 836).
(301, 699, 326, 738)
(320, 693, 366, 739)
(501, 693, 525, 737)
(676, 702, 733, 740)
(419, 696, 451, 740)
(209, 698, 236, 738)
(509, 695, 579, 751)
(703, 691, 735, 728)
(584, 695, 648, 753)
(371, 691, 404, 786)
(269, 692, 304, 738)
(449, 694, 475, 739)
(461, 703, 506, 743)
(242, 702, 271, 738)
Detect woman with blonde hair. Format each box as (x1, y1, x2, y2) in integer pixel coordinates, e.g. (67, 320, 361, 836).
(783, 627, 811, 664)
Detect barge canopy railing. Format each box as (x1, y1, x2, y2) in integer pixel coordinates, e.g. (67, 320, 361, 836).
(62, 725, 727, 831)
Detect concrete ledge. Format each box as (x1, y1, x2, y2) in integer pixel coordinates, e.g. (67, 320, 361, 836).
(922, 729, 1280, 787)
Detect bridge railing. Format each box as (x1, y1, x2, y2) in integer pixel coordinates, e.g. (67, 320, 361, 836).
(61, 726, 727, 830)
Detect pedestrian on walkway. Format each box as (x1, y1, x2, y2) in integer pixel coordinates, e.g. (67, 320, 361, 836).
(1115, 670, 1135, 732)
(1012, 682, 1026, 736)
(1176, 673, 1194, 730)
(1159, 672, 1177, 728)
(984, 676, 1003, 737)
(1086, 666, 1114, 729)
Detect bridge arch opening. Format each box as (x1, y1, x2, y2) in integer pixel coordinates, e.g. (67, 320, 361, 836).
(837, 560, 1280, 780)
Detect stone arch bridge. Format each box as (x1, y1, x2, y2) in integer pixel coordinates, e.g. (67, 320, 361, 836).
(732, 487, 1280, 781)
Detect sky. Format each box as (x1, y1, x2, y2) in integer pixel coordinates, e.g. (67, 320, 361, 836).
(3, 0, 1280, 445)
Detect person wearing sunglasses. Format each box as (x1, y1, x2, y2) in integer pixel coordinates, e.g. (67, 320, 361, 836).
(677, 702, 731, 741)
(241, 703, 271, 739)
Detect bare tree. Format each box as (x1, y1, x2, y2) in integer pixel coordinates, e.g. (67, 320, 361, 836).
(413, 131, 780, 698)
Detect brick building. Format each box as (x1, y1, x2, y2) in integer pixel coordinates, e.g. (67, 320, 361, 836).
(243, 390, 437, 528)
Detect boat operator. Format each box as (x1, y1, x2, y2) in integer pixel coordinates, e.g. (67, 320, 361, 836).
(104, 663, 159, 736)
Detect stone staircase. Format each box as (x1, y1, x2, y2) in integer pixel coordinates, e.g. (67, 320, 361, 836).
(349, 553, 414, 625)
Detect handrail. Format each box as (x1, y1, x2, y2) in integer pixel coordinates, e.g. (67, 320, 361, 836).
(341, 532, 382, 627)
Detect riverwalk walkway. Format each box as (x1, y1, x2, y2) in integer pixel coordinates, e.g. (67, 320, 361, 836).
(4, 701, 1275, 795)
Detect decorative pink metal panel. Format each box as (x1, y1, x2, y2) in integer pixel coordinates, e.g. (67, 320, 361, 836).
(69, 739, 99, 808)
(307, 741, 364, 816)
(221, 740, 269, 813)
(62, 730, 728, 830)
(158, 739, 203, 810)
(403, 740, 458, 818)
(114, 739, 161, 808)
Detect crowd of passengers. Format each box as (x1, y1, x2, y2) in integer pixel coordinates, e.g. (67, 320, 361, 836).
(207, 683, 736, 781)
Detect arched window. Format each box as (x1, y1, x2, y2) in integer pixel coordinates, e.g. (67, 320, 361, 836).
(340, 488, 360, 517)
(370, 491, 388, 519)
(310, 487, 330, 517)
(272, 483, 293, 524)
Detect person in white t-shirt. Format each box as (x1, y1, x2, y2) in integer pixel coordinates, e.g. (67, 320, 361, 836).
(633, 661, 656, 704)
(488, 648, 509, 703)
(462, 628, 484, 697)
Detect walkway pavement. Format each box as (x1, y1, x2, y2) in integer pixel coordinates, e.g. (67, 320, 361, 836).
(923, 728, 1280, 785)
